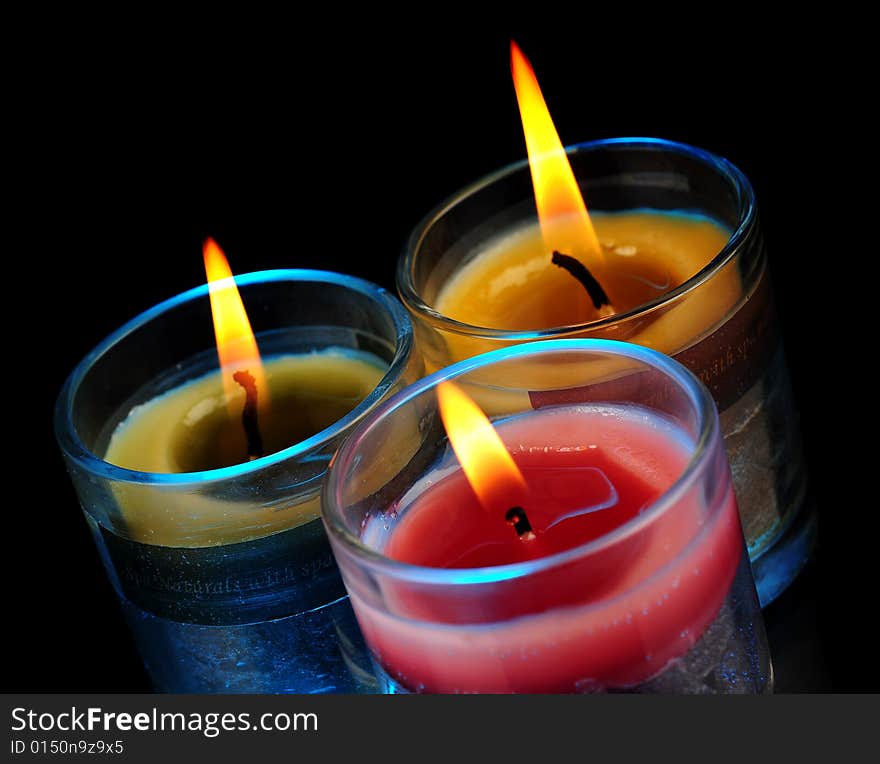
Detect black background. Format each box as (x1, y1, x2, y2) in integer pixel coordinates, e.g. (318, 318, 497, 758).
(12, 18, 875, 692)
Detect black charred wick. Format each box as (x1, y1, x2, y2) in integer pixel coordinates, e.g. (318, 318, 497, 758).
(505, 506, 536, 540)
(232, 369, 264, 460)
(551, 250, 611, 310)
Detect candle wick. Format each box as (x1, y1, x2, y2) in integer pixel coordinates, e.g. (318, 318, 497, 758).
(505, 506, 536, 541)
(232, 369, 264, 461)
(551, 251, 612, 312)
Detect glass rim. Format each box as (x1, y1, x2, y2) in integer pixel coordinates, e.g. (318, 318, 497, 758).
(323, 338, 721, 585)
(397, 136, 756, 340)
(54, 268, 414, 487)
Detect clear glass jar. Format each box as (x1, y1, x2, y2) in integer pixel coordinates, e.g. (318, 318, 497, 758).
(324, 339, 772, 693)
(398, 137, 814, 606)
(55, 269, 421, 692)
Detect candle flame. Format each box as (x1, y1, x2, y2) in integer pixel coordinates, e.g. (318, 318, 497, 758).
(437, 382, 528, 513)
(203, 237, 268, 409)
(510, 40, 602, 265)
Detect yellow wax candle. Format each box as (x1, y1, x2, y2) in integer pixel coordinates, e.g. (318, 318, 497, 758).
(434, 210, 740, 368)
(424, 43, 742, 398)
(105, 348, 385, 547)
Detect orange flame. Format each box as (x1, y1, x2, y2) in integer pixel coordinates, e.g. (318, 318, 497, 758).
(437, 381, 528, 513)
(203, 237, 267, 408)
(510, 40, 602, 264)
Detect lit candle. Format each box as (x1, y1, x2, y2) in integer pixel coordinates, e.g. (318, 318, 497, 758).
(104, 241, 386, 546)
(397, 43, 813, 606)
(55, 250, 418, 692)
(324, 340, 772, 694)
(372, 399, 736, 691)
(433, 43, 740, 361)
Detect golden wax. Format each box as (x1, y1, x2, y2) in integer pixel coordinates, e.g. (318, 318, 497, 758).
(105, 349, 385, 547)
(436, 210, 739, 362)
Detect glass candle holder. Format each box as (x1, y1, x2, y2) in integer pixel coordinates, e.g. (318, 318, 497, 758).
(55, 269, 421, 693)
(397, 137, 813, 606)
(324, 339, 772, 694)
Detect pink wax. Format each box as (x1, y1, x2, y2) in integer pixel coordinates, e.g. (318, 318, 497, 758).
(352, 404, 742, 693)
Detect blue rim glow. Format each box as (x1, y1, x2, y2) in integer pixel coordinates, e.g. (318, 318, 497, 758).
(398, 136, 756, 340)
(324, 338, 721, 586)
(54, 269, 414, 486)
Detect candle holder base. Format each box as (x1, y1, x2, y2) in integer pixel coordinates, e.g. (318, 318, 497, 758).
(89, 513, 382, 693)
(369, 553, 771, 695)
(120, 592, 379, 694)
(749, 495, 817, 609)
(718, 341, 817, 607)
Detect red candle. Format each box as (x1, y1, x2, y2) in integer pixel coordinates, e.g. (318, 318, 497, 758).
(355, 402, 742, 693)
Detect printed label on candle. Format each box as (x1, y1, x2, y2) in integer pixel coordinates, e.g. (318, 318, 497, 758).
(676, 264, 778, 411)
(97, 518, 346, 625)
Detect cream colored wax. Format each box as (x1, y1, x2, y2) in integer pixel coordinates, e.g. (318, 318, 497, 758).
(430, 211, 740, 411)
(437, 210, 736, 348)
(105, 349, 385, 547)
